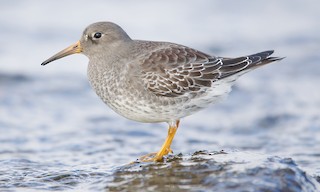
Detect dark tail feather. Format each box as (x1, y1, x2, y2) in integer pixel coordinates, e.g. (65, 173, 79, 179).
(249, 50, 285, 67)
(219, 50, 284, 79)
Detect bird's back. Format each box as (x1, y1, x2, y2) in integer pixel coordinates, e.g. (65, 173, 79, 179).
(87, 39, 282, 123)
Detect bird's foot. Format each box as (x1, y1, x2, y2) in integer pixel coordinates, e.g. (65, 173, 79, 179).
(136, 148, 173, 162)
(133, 120, 179, 163)
(137, 152, 157, 162)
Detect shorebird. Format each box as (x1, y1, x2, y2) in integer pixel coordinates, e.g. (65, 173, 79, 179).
(41, 22, 283, 162)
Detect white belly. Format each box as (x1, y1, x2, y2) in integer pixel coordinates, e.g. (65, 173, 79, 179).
(93, 78, 234, 123)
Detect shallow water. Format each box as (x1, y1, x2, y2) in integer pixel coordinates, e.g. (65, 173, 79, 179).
(1, 0, 320, 191)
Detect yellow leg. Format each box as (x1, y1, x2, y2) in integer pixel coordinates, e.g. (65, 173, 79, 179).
(153, 120, 180, 161)
(137, 120, 180, 162)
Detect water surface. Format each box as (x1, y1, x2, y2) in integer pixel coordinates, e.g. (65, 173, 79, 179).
(0, 0, 320, 191)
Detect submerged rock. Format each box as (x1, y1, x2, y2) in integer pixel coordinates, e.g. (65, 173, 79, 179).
(106, 150, 320, 192)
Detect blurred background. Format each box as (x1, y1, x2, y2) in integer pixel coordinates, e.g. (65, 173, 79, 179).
(0, 0, 319, 191)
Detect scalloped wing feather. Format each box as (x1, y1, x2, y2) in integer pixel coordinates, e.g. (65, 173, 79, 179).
(140, 46, 281, 97)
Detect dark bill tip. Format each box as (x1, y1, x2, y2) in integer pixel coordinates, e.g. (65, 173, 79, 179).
(41, 41, 82, 66)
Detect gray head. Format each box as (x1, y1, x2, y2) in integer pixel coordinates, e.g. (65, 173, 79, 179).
(41, 22, 131, 65)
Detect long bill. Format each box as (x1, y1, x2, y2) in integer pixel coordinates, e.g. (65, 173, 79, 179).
(41, 41, 82, 66)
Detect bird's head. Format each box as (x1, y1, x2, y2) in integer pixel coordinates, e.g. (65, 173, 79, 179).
(41, 22, 131, 66)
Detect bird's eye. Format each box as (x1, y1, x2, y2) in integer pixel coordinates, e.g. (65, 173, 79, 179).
(93, 32, 102, 39)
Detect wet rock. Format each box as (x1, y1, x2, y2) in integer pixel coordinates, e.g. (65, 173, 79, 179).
(106, 151, 320, 192)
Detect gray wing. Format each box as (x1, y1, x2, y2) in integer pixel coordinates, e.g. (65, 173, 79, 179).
(140, 45, 281, 97)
